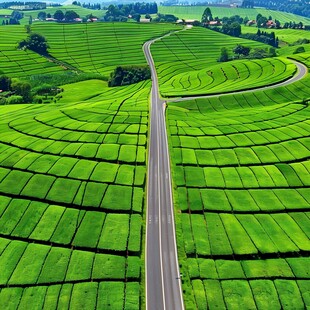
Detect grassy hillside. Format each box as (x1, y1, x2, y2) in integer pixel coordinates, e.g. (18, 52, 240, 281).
(159, 5, 310, 24)
(167, 53, 310, 308)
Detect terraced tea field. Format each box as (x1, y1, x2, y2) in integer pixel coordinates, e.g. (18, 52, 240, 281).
(159, 5, 310, 24)
(151, 26, 299, 97)
(0, 19, 309, 309)
(167, 54, 310, 308)
(0, 26, 64, 77)
(160, 57, 297, 97)
(0, 79, 151, 309)
(33, 22, 180, 77)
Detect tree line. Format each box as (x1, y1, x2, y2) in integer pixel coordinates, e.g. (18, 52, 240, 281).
(0, 1, 46, 9)
(218, 44, 277, 62)
(202, 8, 280, 47)
(242, 0, 310, 19)
(103, 2, 158, 22)
(108, 66, 150, 87)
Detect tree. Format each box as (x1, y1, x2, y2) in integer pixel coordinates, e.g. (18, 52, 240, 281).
(201, 7, 213, 23)
(269, 47, 276, 57)
(257, 16, 268, 28)
(108, 66, 150, 87)
(18, 33, 49, 55)
(54, 10, 64, 21)
(293, 46, 305, 54)
(132, 13, 141, 22)
(29, 16, 32, 25)
(0, 74, 11, 91)
(233, 44, 251, 57)
(64, 10, 79, 21)
(11, 10, 23, 21)
(256, 14, 262, 23)
(242, 0, 254, 8)
(231, 22, 241, 36)
(37, 11, 46, 20)
(218, 47, 229, 62)
(11, 80, 32, 102)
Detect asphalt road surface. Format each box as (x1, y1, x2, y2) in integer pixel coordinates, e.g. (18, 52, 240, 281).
(143, 30, 308, 310)
(144, 38, 184, 310)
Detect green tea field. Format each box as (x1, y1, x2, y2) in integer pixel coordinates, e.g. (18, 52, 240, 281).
(151, 26, 299, 97)
(159, 5, 310, 24)
(0, 79, 152, 308)
(167, 53, 310, 308)
(33, 22, 180, 77)
(0, 26, 64, 77)
(0, 15, 309, 309)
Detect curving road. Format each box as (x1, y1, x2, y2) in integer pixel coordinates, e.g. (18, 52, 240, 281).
(144, 30, 308, 310)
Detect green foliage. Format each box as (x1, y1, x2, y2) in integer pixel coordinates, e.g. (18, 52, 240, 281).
(0, 74, 11, 91)
(218, 47, 229, 62)
(293, 46, 306, 54)
(64, 10, 79, 22)
(11, 80, 32, 102)
(241, 30, 278, 47)
(233, 44, 251, 56)
(37, 11, 46, 21)
(152, 13, 178, 22)
(201, 7, 213, 23)
(24, 72, 108, 88)
(103, 3, 158, 22)
(54, 10, 64, 21)
(6, 95, 23, 104)
(108, 66, 151, 87)
(18, 33, 49, 55)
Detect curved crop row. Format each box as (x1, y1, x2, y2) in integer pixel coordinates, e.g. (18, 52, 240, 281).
(168, 54, 310, 308)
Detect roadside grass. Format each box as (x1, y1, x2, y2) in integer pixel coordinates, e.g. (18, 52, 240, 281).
(167, 57, 310, 308)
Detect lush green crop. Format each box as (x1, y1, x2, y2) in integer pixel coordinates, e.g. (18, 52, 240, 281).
(32, 22, 180, 77)
(167, 53, 310, 308)
(151, 27, 298, 96)
(158, 5, 310, 24)
(0, 26, 63, 77)
(0, 78, 151, 308)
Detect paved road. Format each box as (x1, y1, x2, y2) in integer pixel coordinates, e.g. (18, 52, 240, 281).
(144, 38, 184, 310)
(144, 30, 308, 310)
